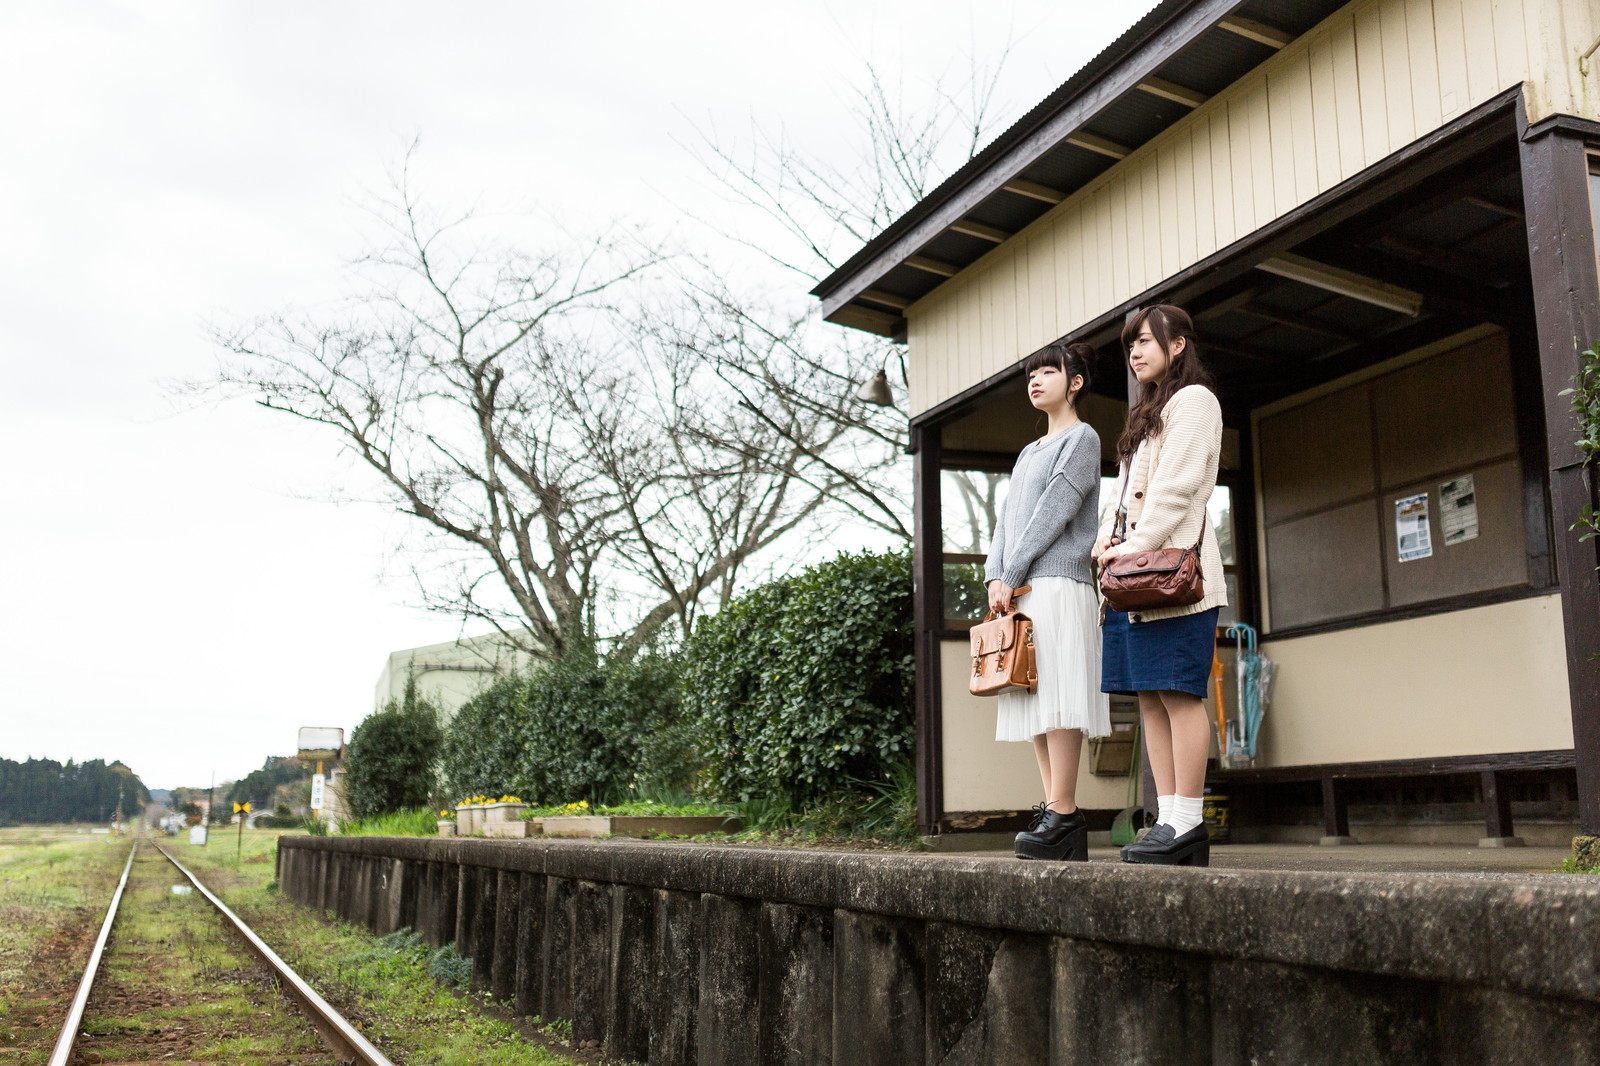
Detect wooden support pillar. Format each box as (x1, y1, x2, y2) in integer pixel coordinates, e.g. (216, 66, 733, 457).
(1320, 775, 1352, 843)
(912, 424, 945, 834)
(1480, 770, 1519, 844)
(1519, 117, 1600, 834)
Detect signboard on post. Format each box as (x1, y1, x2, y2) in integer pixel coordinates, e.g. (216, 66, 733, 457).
(297, 727, 344, 761)
(310, 774, 326, 811)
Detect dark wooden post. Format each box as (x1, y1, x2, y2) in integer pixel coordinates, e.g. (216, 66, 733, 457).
(1520, 118, 1600, 835)
(1480, 771, 1515, 841)
(1320, 775, 1350, 840)
(912, 423, 945, 835)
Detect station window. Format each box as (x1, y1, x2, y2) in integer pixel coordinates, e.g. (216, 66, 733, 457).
(1590, 153, 1600, 272)
(941, 468, 1238, 628)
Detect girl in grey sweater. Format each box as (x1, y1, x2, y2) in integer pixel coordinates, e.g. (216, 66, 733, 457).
(984, 341, 1111, 861)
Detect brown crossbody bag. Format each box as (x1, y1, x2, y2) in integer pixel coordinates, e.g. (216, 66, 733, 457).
(968, 585, 1036, 696)
(1098, 462, 1206, 612)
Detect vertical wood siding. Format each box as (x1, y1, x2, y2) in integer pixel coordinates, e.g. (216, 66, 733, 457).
(904, 0, 1600, 416)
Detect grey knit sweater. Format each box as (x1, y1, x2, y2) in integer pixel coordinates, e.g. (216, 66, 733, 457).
(984, 421, 1101, 590)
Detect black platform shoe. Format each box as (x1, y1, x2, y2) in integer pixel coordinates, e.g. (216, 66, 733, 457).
(1015, 807, 1088, 861)
(1122, 822, 1209, 867)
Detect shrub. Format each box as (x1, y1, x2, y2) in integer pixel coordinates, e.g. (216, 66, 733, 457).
(343, 679, 443, 819)
(438, 675, 529, 803)
(683, 548, 914, 808)
(439, 648, 694, 806)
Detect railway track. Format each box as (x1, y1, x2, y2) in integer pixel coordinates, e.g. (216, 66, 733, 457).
(47, 837, 395, 1066)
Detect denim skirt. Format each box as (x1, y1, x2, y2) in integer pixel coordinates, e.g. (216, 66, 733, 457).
(1100, 607, 1220, 698)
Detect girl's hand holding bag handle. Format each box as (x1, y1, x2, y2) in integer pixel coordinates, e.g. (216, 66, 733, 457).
(969, 585, 1036, 696)
(1098, 463, 1206, 612)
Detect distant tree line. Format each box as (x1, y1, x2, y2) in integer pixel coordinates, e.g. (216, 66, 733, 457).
(0, 757, 150, 825)
(226, 756, 314, 813)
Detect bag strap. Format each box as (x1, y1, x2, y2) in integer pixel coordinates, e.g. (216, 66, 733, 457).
(1112, 461, 1130, 543)
(1114, 449, 1211, 553)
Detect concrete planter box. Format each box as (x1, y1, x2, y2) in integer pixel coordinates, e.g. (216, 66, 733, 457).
(455, 801, 527, 836)
(436, 819, 456, 837)
(484, 818, 541, 839)
(542, 814, 741, 838)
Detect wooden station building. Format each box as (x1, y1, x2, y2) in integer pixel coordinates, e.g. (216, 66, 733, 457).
(812, 0, 1600, 844)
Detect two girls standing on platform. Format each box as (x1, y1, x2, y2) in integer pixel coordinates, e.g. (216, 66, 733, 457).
(1093, 305, 1227, 867)
(983, 341, 1112, 862)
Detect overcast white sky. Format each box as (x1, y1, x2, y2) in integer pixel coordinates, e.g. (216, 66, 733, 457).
(0, 2, 1141, 791)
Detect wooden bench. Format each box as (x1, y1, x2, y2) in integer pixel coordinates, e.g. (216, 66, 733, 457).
(1208, 749, 1577, 844)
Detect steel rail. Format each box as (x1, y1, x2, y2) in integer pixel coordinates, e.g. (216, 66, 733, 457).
(46, 841, 137, 1066)
(151, 841, 396, 1066)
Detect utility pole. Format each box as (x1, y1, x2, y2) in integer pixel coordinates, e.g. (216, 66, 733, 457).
(205, 771, 215, 846)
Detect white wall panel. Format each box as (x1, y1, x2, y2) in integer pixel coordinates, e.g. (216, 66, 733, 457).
(896, 0, 1600, 417)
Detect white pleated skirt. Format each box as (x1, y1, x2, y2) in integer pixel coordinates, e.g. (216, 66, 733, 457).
(995, 576, 1111, 742)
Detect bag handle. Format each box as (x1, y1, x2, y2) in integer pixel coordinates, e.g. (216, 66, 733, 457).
(981, 583, 1032, 621)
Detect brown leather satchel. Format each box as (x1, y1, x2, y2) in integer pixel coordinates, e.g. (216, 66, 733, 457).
(1098, 513, 1207, 612)
(969, 585, 1036, 697)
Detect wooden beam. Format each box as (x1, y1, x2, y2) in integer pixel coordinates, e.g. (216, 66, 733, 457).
(1217, 15, 1293, 49)
(1257, 253, 1424, 315)
(1194, 286, 1262, 321)
(1520, 121, 1600, 835)
(860, 289, 912, 311)
(1066, 131, 1131, 160)
(905, 255, 958, 278)
(1001, 179, 1066, 205)
(1464, 194, 1524, 219)
(949, 219, 1011, 244)
(1369, 233, 1515, 287)
(1233, 304, 1361, 342)
(1136, 76, 1209, 109)
(830, 303, 902, 336)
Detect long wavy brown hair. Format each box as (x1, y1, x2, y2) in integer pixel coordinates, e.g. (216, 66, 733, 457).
(1115, 304, 1214, 463)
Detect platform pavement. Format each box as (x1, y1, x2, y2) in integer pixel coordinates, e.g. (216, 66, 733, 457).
(949, 841, 1577, 876)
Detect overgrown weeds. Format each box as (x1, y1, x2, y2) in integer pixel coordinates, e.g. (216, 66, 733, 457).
(723, 760, 921, 847)
(336, 807, 439, 837)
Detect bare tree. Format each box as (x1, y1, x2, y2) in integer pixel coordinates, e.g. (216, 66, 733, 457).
(684, 44, 1015, 283)
(200, 165, 847, 660)
(676, 43, 1020, 541)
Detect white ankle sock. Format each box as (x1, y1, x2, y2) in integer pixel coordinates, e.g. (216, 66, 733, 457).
(1169, 795, 1205, 835)
(1157, 794, 1175, 827)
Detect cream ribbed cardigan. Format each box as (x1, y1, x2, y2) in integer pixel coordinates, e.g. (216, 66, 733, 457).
(1098, 384, 1228, 621)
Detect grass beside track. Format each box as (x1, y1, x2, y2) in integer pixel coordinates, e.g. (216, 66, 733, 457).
(0, 826, 126, 1064)
(176, 829, 588, 1066)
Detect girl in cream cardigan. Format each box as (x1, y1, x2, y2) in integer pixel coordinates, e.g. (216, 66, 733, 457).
(1092, 304, 1226, 867)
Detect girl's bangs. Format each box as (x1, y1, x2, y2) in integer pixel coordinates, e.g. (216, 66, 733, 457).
(1022, 347, 1067, 375)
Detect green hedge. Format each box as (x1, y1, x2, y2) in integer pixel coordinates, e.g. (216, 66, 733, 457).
(343, 681, 443, 819)
(682, 549, 914, 808)
(439, 650, 694, 805)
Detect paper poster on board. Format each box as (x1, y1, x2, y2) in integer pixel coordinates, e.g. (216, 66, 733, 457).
(1395, 493, 1433, 562)
(1439, 474, 1479, 545)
